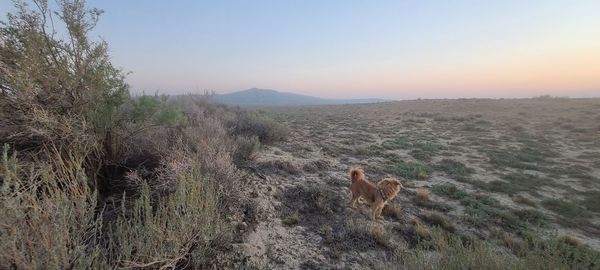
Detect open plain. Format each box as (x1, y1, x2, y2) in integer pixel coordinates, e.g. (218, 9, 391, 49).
(229, 98, 600, 269)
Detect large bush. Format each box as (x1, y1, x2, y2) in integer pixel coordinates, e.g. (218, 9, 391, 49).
(0, 1, 279, 268)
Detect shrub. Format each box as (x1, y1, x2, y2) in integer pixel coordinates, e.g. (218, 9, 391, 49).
(228, 109, 288, 144)
(302, 159, 330, 173)
(0, 2, 267, 268)
(108, 162, 221, 268)
(258, 159, 301, 175)
(0, 0, 129, 153)
(127, 94, 186, 126)
(0, 145, 102, 268)
(234, 135, 261, 163)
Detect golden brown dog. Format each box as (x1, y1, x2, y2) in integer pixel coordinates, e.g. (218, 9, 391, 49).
(349, 168, 403, 220)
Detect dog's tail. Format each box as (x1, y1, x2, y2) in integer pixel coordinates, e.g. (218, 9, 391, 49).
(350, 167, 365, 183)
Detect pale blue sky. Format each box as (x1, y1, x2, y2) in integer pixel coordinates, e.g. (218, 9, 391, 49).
(2, 1, 600, 99)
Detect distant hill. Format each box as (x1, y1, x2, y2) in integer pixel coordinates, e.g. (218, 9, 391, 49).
(211, 88, 386, 106)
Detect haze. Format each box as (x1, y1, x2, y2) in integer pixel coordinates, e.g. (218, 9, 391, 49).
(3, 0, 599, 99)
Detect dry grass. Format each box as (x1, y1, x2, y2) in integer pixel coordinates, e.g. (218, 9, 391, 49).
(559, 235, 583, 247)
(425, 212, 455, 232)
(416, 188, 431, 202)
(410, 218, 431, 240)
(371, 223, 393, 249)
(512, 195, 537, 207)
(382, 203, 403, 220)
(283, 211, 301, 226)
(319, 224, 333, 236)
(502, 233, 520, 252)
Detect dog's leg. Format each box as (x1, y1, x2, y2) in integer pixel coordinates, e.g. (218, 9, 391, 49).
(376, 205, 384, 220)
(371, 206, 378, 220)
(349, 193, 359, 209)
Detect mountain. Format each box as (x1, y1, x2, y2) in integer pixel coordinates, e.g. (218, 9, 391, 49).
(211, 88, 386, 106)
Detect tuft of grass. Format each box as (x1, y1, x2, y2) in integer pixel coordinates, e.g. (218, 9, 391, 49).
(302, 159, 331, 173)
(546, 165, 593, 181)
(512, 195, 537, 207)
(401, 231, 600, 270)
(410, 142, 447, 161)
(482, 180, 518, 194)
(354, 145, 383, 157)
(282, 211, 301, 226)
(425, 212, 455, 232)
(414, 187, 453, 212)
(486, 148, 542, 171)
(434, 159, 474, 182)
(385, 161, 432, 180)
(541, 199, 591, 219)
(258, 159, 301, 175)
(416, 188, 431, 202)
(371, 224, 393, 249)
(581, 191, 600, 213)
(478, 172, 552, 196)
(433, 183, 538, 230)
(319, 223, 333, 236)
(501, 172, 549, 193)
(382, 203, 403, 220)
(558, 235, 583, 247)
(511, 209, 548, 227)
(410, 218, 431, 240)
(432, 183, 468, 200)
(502, 233, 520, 252)
(381, 136, 411, 149)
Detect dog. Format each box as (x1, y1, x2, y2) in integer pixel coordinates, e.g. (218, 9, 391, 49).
(349, 168, 403, 220)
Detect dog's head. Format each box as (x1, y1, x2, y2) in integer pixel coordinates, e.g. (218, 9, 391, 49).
(350, 167, 365, 182)
(378, 177, 403, 198)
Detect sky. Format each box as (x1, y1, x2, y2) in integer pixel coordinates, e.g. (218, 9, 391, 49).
(1, 0, 600, 99)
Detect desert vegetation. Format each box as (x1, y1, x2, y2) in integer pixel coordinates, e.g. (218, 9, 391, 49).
(2, 1, 600, 270)
(229, 98, 600, 268)
(0, 1, 285, 268)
